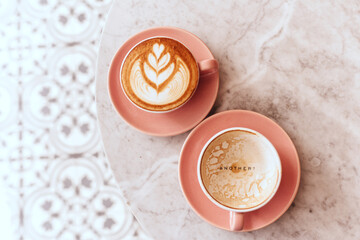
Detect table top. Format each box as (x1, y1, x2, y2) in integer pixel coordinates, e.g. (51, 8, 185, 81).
(96, 0, 360, 239)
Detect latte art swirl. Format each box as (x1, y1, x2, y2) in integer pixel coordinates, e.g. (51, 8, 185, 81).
(121, 38, 199, 111)
(130, 44, 190, 105)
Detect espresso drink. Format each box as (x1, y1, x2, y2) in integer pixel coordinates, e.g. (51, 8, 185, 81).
(121, 37, 199, 112)
(200, 130, 280, 210)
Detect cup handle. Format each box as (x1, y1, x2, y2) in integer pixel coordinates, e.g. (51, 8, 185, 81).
(198, 59, 219, 76)
(230, 212, 244, 231)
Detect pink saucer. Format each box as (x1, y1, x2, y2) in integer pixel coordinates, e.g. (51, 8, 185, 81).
(179, 110, 301, 232)
(108, 27, 219, 136)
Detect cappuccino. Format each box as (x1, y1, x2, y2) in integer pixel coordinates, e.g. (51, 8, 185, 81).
(199, 129, 280, 210)
(121, 37, 199, 112)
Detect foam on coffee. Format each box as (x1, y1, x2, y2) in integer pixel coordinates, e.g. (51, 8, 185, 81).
(200, 130, 280, 210)
(121, 38, 199, 112)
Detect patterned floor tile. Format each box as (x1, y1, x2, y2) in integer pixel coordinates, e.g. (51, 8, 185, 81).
(0, 0, 151, 239)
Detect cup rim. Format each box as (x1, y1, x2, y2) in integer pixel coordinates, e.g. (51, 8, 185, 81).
(119, 36, 200, 113)
(197, 127, 282, 213)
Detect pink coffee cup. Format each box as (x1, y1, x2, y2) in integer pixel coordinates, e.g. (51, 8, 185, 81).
(119, 36, 218, 113)
(197, 127, 282, 231)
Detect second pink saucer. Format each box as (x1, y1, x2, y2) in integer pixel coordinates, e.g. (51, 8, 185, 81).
(108, 27, 219, 137)
(179, 110, 301, 231)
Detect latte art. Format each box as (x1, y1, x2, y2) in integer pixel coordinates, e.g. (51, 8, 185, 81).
(121, 38, 198, 111)
(130, 44, 190, 104)
(200, 130, 280, 210)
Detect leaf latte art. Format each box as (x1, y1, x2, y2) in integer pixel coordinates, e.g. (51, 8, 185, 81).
(131, 43, 188, 104)
(121, 38, 199, 112)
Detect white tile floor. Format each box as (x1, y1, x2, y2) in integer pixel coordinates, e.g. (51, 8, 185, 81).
(0, 1, 150, 239)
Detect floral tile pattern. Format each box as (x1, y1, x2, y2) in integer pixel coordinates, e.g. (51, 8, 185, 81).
(0, 0, 151, 239)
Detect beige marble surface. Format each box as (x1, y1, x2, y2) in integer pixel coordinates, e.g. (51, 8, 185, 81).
(96, 0, 360, 239)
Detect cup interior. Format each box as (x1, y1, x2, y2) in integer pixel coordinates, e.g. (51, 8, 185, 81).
(197, 127, 282, 213)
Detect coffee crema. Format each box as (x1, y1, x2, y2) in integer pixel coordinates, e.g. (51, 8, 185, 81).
(200, 130, 280, 210)
(121, 37, 199, 112)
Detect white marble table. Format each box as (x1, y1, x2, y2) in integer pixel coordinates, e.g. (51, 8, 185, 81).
(96, 0, 360, 239)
